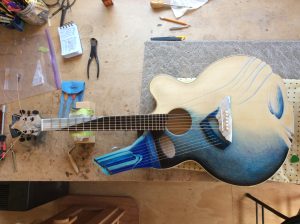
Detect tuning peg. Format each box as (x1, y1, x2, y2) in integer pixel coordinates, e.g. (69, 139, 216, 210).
(32, 110, 39, 115)
(27, 110, 31, 116)
(20, 110, 25, 115)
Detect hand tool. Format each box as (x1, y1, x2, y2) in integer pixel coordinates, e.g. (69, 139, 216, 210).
(0, 105, 7, 160)
(87, 38, 100, 79)
(169, 25, 190, 31)
(150, 36, 186, 41)
(11, 149, 17, 172)
(150, 0, 191, 9)
(159, 16, 189, 26)
(49, 0, 76, 26)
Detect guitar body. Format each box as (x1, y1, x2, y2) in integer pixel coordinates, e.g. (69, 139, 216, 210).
(95, 55, 294, 186)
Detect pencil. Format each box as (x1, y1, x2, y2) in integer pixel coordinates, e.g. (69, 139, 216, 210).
(159, 16, 189, 26)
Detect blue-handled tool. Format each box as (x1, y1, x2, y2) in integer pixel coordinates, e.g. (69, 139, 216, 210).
(150, 36, 186, 41)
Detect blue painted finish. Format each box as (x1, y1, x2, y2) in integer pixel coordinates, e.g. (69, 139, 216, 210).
(161, 110, 289, 186)
(199, 109, 230, 150)
(93, 56, 293, 186)
(268, 85, 284, 119)
(94, 132, 160, 175)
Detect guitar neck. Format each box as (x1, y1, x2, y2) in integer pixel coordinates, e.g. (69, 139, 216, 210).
(41, 114, 168, 131)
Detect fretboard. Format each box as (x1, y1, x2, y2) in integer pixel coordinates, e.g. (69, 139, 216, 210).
(41, 114, 168, 131)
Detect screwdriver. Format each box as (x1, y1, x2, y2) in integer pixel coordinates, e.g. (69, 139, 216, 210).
(0, 105, 7, 160)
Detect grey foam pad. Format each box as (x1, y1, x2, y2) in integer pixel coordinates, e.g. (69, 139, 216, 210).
(141, 41, 300, 113)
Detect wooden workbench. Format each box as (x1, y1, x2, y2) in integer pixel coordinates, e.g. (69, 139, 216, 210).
(0, 0, 299, 181)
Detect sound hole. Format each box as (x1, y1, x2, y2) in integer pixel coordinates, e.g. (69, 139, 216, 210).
(167, 108, 192, 135)
(159, 136, 176, 158)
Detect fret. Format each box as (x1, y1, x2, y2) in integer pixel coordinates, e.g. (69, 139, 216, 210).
(130, 116, 132, 131)
(114, 116, 117, 131)
(122, 116, 127, 130)
(116, 116, 120, 130)
(59, 118, 61, 130)
(108, 116, 110, 130)
(123, 116, 126, 130)
(159, 114, 161, 130)
(146, 115, 148, 130)
(75, 117, 77, 131)
(102, 117, 104, 131)
(90, 116, 92, 131)
(97, 117, 99, 131)
(134, 116, 138, 130)
(151, 114, 154, 130)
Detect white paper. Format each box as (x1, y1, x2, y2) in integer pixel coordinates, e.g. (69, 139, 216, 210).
(170, 0, 208, 18)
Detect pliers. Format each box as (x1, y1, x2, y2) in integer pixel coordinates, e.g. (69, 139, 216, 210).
(87, 38, 100, 79)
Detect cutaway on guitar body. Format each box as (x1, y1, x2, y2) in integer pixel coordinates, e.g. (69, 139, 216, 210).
(94, 55, 294, 186)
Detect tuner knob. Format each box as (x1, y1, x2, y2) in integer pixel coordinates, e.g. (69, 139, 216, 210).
(20, 110, 25, 115)
(26, 136, 31, 141)
(27, 110, 31, 116)
(32, 110, 39, 115)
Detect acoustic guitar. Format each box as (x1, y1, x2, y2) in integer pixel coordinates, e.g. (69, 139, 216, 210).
(11, 55, 294, 186)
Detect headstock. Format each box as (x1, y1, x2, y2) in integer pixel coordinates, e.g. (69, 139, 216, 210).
(10, 110, 42, 142)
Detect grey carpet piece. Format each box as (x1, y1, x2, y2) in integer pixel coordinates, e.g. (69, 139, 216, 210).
(140, 41, 300, 113)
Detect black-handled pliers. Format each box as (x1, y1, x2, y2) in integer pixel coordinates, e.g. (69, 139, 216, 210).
(87, 38, 100, 79)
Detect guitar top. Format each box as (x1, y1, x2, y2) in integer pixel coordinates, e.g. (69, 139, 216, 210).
(95, 55, 294, 186)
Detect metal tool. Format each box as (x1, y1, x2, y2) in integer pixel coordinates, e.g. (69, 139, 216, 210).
(150, 0, 192, 9)
(169, 25, 190, 31)
(0, 105, 7, 160)
(50, 0, 76, 26)
(87, 38, 100, 79)
(11, 149, 17, 172)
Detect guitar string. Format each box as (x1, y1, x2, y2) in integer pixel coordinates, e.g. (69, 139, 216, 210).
(40, 113, 229, 130)
(39, 117, 227, 163)
(135, 139, 224, 168)
(97, 137, 224, 171)
(17, 115, 230, 170)
(129, 134, 225, 167)
(35, 114, 230, 160)
(94, 132, 221, 165)
(95, 130, 226, 164)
